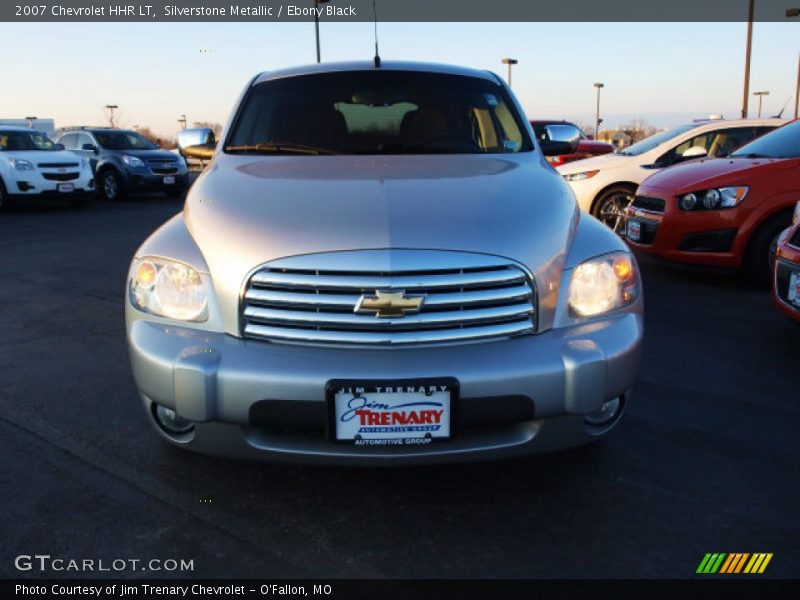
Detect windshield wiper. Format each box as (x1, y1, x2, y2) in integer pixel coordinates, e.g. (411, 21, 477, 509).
(732, 152, 771, 159)
(224, 143, 340, 156)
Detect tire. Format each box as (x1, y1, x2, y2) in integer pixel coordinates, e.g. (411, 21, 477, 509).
(99, 169, 124, 201)
(0, 177, 10, 212)
(165, 186, 186, 198)
(743, 212, 793, 288)
(592, 185, 636, 234)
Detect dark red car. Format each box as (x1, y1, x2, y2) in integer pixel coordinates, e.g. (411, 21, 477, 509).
(530, 120, 613, 167)
(773, 203, 800, 322)
(624, 119, 800, 285)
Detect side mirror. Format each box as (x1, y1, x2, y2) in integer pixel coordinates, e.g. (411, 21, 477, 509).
(539, 139, 578, 157)
(82, 143, 98, 154)
(178, 128, 216, 157)
(681, 146, 708, 159)
(53, 143, 65, 151)
(182, 144, 216, 161)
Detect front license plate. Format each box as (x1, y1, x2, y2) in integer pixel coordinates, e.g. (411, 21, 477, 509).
(789, 272, 800, 307)
(328, 378, 457, 446)
(627, 219, 641, 241)
(57, 183, 74, 193)
(163, 175, 176, 185)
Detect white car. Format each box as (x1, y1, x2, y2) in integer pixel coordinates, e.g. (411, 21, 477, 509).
(557, 119, 782, 232)
(0, 126, 95, 210)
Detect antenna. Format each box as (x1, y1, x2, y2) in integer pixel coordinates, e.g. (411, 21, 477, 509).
(771, 96, 791, 119)
(373, 1, 381, 68)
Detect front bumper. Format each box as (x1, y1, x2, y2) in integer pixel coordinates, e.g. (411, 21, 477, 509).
(122, 171, 189, 192)
(773, 242, 800, 321)
(127, 311, 643, 465)
(625, 200, 743, 268)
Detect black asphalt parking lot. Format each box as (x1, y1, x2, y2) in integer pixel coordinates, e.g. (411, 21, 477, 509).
(1, 192, 798, 580)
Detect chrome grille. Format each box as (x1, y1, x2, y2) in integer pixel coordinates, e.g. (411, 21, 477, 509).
(242, 261, 536, 346)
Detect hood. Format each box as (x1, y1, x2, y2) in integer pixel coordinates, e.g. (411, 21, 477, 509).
(118, 148, 179, 161)
(556, 151, 630, 174)
(639, 156, 797, 193)
(183, 153, 578, 334)
(2, 149, 83, 164)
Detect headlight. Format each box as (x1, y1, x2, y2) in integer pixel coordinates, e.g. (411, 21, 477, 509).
(568, 252, 639, 317)
(10, 159, 35, 171)
(563, 170, 599, 182)
(122, 155, 145, 168)
(129, 257, 208, 322)
(679, 186, 747, 211)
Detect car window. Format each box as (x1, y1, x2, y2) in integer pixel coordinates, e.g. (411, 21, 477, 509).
(618, 123, 700, 156)
(226, 70, 532, 155)
(731, 121, 799, 158)
(94, 131, 157, 150)
(76, 133, 94, 149)
(0, 130, 57, 151)
(655, 126, 774, 165)
(59, 133, 79, 149)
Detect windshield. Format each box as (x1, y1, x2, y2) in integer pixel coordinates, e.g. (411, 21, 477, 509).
(619, 123, 700, 156)
(731, 120, 800, 159)
(94, 131, 157, 150)
(226, 70, 532, 155)
(0, 130, 58, 151)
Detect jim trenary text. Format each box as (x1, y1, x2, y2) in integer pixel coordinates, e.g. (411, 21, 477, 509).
(16, 583, 334, 597)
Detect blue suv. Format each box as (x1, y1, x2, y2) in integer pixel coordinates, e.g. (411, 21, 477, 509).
(55, 127, 189, 200)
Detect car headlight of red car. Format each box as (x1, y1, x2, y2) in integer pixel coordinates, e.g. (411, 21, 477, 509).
(679, 186, 748, 211)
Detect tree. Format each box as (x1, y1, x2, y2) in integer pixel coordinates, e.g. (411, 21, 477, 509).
(192, 121, 223, 137)
(619, 118, 657, 143)
(134, 126, 176, 149)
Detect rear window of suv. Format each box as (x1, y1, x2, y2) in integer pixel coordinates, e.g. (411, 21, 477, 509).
(226, 70, 532, 155)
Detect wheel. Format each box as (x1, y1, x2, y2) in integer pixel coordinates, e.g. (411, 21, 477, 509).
(743, 212, 793, 288)
(165, 186, 186, 198)
(99, 169, 124, 201)
(0, 177, 10, 212)
(592, 185, 635, 234)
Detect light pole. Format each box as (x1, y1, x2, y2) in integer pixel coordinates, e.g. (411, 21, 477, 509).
(753, 90, 769, 117)
(178, 114, 187, 130)
(741, 0, 755, 118)
(25, 116, 37, 128)
(789, 8, 799, 118)
(105, 104, 118, 128)
(501, 58, 518, 87)
(593, 82, 604, 139)
(314, 0, 331, 63)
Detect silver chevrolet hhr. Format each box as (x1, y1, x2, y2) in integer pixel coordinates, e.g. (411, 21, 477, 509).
(126, 61, 643, 465)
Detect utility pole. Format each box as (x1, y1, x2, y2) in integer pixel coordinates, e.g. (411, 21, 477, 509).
(105, 104, 118, 128)
(502, 58, 518, 87)
(314, 0, 331, 63)
(753, 91, 769, 118)
(593, 82, 605, 139)
(741, 0, 755, 118)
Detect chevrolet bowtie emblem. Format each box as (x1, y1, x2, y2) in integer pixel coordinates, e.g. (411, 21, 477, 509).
(355, 290, 426, 318)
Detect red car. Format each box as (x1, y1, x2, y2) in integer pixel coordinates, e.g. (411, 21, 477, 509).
(624, 119, 800, 285)
(530, 120, 614, 166)
(773, 203, 800, 321)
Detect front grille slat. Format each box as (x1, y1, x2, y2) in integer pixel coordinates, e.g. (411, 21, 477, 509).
(38, 162, 79, 168)
(242, 258, 536, 346)
(42, 172, 79, 181)
(632, 195, 666, 213)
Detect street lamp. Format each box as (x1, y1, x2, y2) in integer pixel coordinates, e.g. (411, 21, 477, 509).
(741, 0, 755, 118)
(105, 104, 119, 128)
(593, 82, 604, 139)
(314, 0, 331, 63)
(24, 116, 37, 128)
(178, 114, 187, 130)
(753, 90, 770, 117)
(501, 58, 518, 87)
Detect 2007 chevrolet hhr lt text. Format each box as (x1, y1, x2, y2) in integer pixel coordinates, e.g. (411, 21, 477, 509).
(125, 62, 643, 464)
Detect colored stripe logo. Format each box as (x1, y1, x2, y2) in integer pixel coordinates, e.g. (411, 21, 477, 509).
(697, 553, 773, 574)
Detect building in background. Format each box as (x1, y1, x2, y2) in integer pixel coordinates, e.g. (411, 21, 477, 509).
(0, 118, 55, 133)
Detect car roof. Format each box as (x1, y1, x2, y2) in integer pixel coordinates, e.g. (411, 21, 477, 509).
(0, 126, 44, 133)
(253, 61, 502, 85)
(530, 120, 574, 126)
(687, 118, 784, 130)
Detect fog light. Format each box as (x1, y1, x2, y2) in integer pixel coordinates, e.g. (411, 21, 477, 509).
(153, 404, 194, 434)
(584, 397, 622, 426)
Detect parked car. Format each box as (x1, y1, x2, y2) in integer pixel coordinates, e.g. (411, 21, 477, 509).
(557, 119, 782, 232)
(54, 127, 189, 200)
(624, 119, 800, 285)
(531, 120, 613, 167)
(0, 126, 94, 210)
(773, 202, 800, 321)
(125, 61, 644, 465)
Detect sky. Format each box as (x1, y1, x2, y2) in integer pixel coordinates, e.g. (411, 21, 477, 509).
(0, 21, 797, 137)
